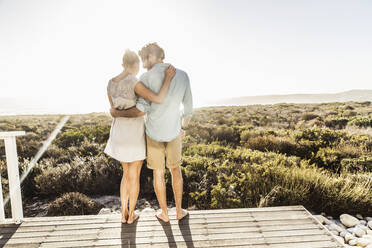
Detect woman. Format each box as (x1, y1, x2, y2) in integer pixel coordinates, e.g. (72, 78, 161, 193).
(104, 49, 176, 224)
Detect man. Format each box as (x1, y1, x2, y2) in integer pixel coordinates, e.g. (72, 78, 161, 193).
(110, 42, 193, 222)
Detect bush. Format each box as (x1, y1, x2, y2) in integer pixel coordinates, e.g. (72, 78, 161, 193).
(340, 156, 372, 173)
(325, 118, 349, 129)
(294, 128, 346, 147)
(349, 117, 372, 128)
(17, 133, 41, 159)
(80, 125, 110, 144)
(47, 192, 103, 216)
(77, 140, 104, 157)
(242, 135, 298, 156)
(240, 129, 264, 142)
(55, 130, 85, 148)
(302, 113, 319, 121)
(315, 147, 344, 173)
(182, 144, 372, 217)
(211, 125, 240, 144)
(34, 155, 122, 196)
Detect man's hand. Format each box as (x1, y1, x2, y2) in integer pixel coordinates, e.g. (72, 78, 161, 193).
(110, 108, 119, 118)
(110, 106, 145, 118)
(180, 129, 186, 139)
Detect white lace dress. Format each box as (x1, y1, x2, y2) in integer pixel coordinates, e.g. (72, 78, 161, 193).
(104, 75, 146, 162)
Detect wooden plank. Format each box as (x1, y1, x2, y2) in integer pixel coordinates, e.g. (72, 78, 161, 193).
(40, 234, 341, 248)
(20, 205, 305, 222)
(0, 216, 315, 235)
(2, 232, 335, 247)
(96, 240, 340, 248)
(0, 223, 322, 240)
(0, 218, 319, 237)
(2, 240, 341, 248)
(11, 211, 310, 228)
(2, 228, 329, 245)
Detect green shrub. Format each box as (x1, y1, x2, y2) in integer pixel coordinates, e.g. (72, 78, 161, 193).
(315, 147, 344, 173)
(17, 133, 41, 159)
(325, 118, 349, 129)
(34, 155, 122, 196)
(242, 135, 297, 156)
(182, 144, 372, 216)
(349, 117, 372, 128)
(340, 156, 372, 173)
(46, 192, 103, 216)
(80, 125, 110, 144)
(77, 140, 104, 157)
(294, 128, 347, 148)
(302, 113, 319, 121)
(55, 130, 85, 148)
(211, 125, 240, 144)
(240, 129, 264, 142)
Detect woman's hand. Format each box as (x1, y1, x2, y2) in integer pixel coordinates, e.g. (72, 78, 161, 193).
(165, 65, 176, 81)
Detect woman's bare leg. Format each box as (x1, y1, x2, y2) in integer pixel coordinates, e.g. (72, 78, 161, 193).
(127, 160, 143, 224)
(120, 162, 129, 223)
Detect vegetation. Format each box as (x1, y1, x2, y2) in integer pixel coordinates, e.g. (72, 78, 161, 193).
(46, 192, 103, 216)
(0, 101, 371, 217)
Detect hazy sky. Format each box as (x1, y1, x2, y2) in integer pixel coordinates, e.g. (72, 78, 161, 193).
(1, 0, 371, 112)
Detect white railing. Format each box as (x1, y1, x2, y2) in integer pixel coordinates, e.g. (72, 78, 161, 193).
(0, 131, 25, 224)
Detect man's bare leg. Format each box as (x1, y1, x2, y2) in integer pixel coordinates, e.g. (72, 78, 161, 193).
(153, 168, 170, 222)
(170, 166, 188, 220)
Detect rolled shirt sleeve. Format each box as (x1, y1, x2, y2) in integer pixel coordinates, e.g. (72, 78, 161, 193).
(182, 73, 193, 118)
(135, 73, 151, 114)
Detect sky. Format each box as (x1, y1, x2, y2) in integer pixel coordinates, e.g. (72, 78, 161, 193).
(1, 0, 372, 113)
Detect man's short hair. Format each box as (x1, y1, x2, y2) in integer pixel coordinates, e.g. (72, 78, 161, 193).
(138, 42, 165, 61)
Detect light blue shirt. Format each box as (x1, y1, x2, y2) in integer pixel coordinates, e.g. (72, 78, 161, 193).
(136, 63, 193, 142)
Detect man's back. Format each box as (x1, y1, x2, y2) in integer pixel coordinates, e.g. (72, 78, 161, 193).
(136, 62, 193, 142)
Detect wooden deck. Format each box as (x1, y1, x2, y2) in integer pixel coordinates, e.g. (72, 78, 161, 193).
(0, 205, 345, 248)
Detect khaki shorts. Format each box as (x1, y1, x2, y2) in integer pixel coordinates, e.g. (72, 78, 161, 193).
(146, 134, 182, 170)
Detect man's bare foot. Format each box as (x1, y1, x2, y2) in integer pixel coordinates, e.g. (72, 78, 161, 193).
(127, 213, 139, 224)
(155, 211, 170, 222)
(176, 209, 189, 220)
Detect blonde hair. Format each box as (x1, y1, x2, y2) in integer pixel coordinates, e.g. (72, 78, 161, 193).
(138, 42, 165, 61)
(122, 49, 140, 68)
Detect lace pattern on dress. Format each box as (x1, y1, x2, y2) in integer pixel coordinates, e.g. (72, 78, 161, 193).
(107, 75, 138, 110)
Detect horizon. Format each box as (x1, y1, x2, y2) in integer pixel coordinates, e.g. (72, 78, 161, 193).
(0, 88, 371, 116)
(1, 0, 372, 113)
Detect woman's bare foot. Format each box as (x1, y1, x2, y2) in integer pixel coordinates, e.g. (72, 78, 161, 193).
(121, 208, 128, 223)
(127, 212, 139, 224)
(121, 215, 127, 223)
(176, 209, 189, 220)
(155, 211, 170, 223)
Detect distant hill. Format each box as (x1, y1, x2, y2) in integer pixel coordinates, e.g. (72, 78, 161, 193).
(208, 89, 372, 106)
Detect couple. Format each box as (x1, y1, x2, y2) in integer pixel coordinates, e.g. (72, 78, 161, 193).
(104, 43, 193, 224)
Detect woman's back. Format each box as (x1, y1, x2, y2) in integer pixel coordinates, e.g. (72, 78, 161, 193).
(107, 74, 138, 110)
